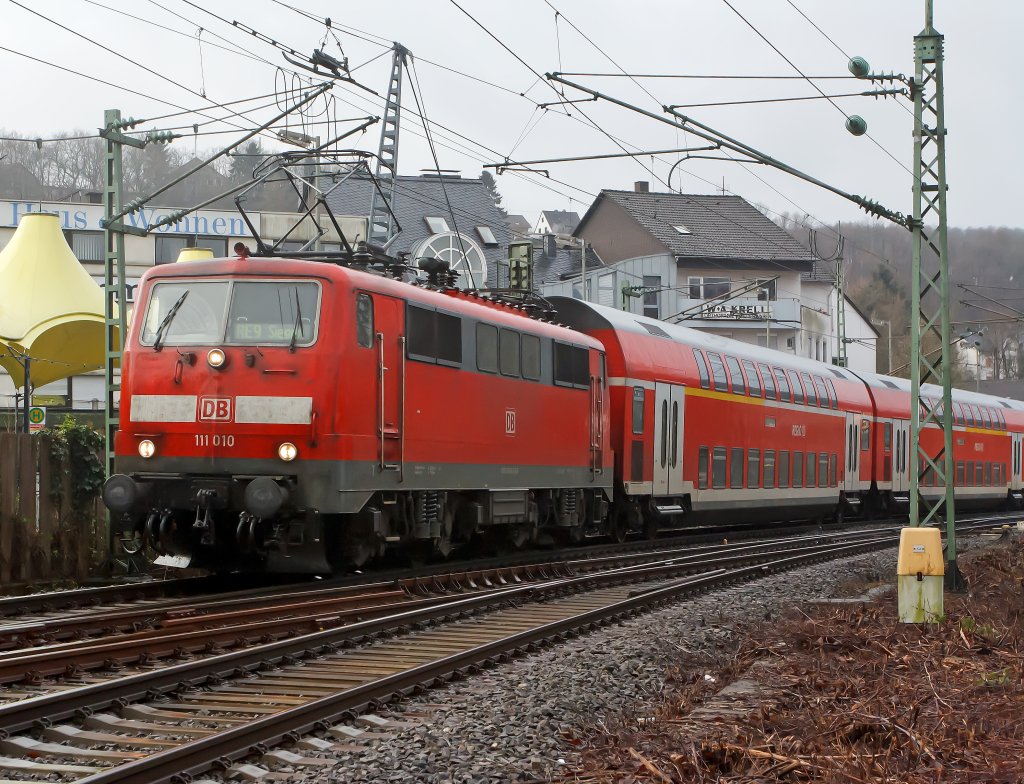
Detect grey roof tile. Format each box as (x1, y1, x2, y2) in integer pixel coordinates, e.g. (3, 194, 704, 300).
(595, 190, 814, 262)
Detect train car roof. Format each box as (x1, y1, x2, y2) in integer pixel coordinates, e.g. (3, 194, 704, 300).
(549, 296, 862, 381)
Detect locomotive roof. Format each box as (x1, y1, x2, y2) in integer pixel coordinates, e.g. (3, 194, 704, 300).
(142, 255, 603, 349)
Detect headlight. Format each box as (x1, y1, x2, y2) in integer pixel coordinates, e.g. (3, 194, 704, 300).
(138, 439, 156, 459)
(277, 442, 298, 462)
(207, 348, 227, 368)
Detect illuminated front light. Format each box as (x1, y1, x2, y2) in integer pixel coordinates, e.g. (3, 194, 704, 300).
(138, 439, 156, 459)
(278, 442, 298, 462)
(207, 348, 227, 368)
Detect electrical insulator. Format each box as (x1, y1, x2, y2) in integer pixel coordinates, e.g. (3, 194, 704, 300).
(846, 115, 868, 136)
(848, 56, 871, 78)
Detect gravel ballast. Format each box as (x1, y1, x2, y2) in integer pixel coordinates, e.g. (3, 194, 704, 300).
(293, 545, 918, 784)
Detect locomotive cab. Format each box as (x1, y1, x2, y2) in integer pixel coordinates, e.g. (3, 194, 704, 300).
(105, 258, 336, 572)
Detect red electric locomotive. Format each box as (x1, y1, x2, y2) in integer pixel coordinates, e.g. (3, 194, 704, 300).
(103, 253, 611, 572)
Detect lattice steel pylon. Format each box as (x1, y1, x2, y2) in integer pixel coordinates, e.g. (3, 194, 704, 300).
(908, 1, 961, 589)
(368, 44, 409, 244)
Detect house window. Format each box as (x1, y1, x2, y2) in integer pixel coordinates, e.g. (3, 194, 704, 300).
(598, 274, 615, 307)
(155, 235, 228, 264)
(642, 275, 661, 319)
(66, 231, 104, 262)
(688, 276, 730, 300)
(755, 279, 776, 301)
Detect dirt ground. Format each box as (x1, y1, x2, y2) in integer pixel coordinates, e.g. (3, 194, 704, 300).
(563, 535, 1024, 783)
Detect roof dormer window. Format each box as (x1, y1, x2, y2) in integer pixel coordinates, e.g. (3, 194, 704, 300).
(672, 225, 692, 235)
(424, 216, 450, 233)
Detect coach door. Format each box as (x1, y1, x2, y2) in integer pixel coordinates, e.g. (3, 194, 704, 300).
(653, 383, 685, 496)
(844, 412, 860, 492)
(373, 294, 405, 477)
(1013, 432, 1023, 491)
(892, 419, 910, 494)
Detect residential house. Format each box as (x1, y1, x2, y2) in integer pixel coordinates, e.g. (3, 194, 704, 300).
(533, 209, 580, 238)
(538, 185, 879, 373)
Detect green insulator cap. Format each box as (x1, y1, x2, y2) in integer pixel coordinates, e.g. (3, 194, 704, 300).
(846, 115, 868, 136)
(848, 56, 871, 78)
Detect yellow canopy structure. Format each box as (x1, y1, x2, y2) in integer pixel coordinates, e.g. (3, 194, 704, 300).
(0, 212, 111, 389)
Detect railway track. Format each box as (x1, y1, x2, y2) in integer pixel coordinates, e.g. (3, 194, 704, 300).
(0, 516, 1012, 784)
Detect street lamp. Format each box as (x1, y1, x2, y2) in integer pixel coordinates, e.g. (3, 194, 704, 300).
(872, 319, 892, 374)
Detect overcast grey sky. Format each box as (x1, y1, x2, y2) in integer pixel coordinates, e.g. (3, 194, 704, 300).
(3, 1, 1020, 229)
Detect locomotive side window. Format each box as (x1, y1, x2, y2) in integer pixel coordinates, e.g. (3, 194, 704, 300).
(476, 324, 498, 372)
(778, 450, 790, 487)
(406, 306, 436, 360)
(788, 370, 805, 405)
(773, 368, 791, 402)
(694, 350, 711, 389)
(711, 447, 727, 488)
(742, 360, 762, 397)
(726, 357, 746, 395)
(759, 363, 777, 399)
(792, 452, 803, 487)
(356, 294, 374, 348)
(729, 447, 744, 488)
(763, 450, 776, 487)
(407, 306, 462, 365)
(436, 312, 462, 365)
(499, 329, 520, 377)
(698, 446, 709, 489)
(553, 342, 589, 388)
(747, 449, 761, 488)
(521, 334, 541, 380)
(707, 353, 729, 392)
(632, 387, 645, 434)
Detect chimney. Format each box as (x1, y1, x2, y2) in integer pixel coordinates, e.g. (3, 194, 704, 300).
(544, 233, 557, 259)
(634, 181, 649, 193)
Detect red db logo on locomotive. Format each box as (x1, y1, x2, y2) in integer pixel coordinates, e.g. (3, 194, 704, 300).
(199, 397, 233, 422)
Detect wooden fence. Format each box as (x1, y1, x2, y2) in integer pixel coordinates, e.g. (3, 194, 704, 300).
(0, 432, 105, 585)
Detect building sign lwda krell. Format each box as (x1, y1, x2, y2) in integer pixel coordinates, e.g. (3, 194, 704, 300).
(700, 302, 772, 319)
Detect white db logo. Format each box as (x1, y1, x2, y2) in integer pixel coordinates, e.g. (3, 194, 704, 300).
(199, 397, 232, 422)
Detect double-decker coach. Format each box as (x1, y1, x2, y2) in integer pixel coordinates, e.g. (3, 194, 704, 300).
(551, 298, 872, 533)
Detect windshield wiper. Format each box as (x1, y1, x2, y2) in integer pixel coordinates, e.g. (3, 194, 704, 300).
(152, 290, 189, 352)
(288, 290, 304, 353)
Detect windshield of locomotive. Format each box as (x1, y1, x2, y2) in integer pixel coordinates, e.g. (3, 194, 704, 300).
(140, 280, 320, 346)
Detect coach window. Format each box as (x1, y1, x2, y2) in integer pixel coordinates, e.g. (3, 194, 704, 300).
(521, 334, 541, 381)
(952, 402, 964, 426)
(759, 363, 777, 399)
(956, 461, 965, 486)
(698, 447, 709, 489)
(711, 447, 727, 489)
(764, 450, 776, 488)
(884, 423, 892, 450)
(747, 449, 761, 488)
(860, 420, 871, 452)
(742, 360, 762, 397)
(824, 377, 839, 409)
(806, 452, 816, 487)
(818, 453, 829, 487)
(730, 447, 744, 488)
(694, 350, 711, 389)
(632, 387, 645, 434)
(975, 462, 984, 486)
(986, 462, 993, 486)
(773, 368, 791, 402)
(800, 373, 818, 406)
(965, 461, 974, 486)
(792, 452, 804, 488)
(829, 453, 837, 486)
(813, 376, 830, 408)
(972, 405, 983, 427)
(778, 450, 790, 487)
(726, 357, 746, 395)
(356, 294, 374, 348)
(499, 329, 520, 377)
(476, 324, 498, 372)
(788, 370, 805, 405)
(981, 408, 991, 429)
(707, 352, 729, 392)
